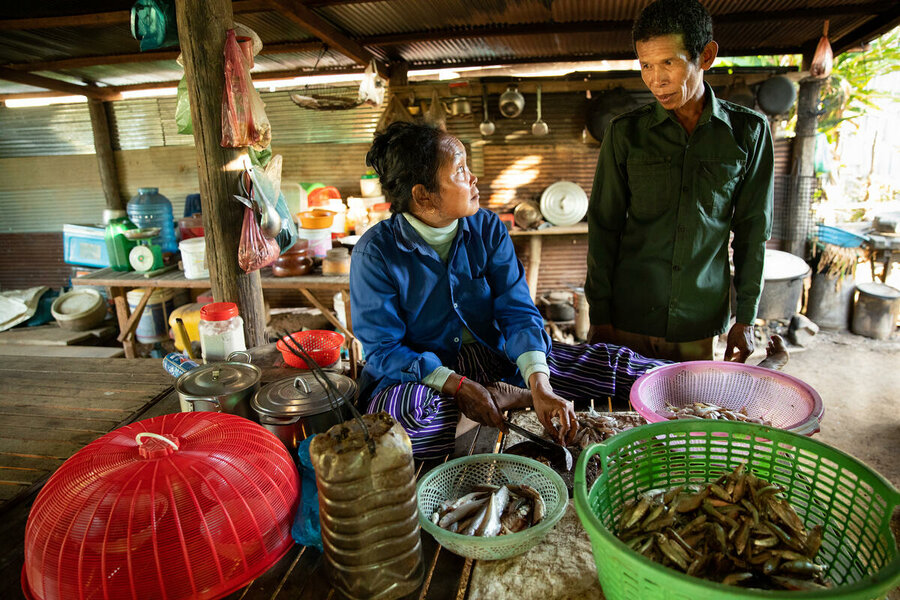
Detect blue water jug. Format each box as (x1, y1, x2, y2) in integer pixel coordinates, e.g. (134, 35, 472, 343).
(127, 187, 178, 254)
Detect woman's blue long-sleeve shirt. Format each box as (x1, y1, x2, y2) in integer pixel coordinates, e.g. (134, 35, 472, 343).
(349, 209, 551, 397)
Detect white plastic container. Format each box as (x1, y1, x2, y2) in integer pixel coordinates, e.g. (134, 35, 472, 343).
(198, 302, 246, 363)
(126, 288, 176, 343)
(179, 236, 209, 279)
(333, 292, 347, 327)
(360, 175, 382, 197)
(298, 226, 332, 258)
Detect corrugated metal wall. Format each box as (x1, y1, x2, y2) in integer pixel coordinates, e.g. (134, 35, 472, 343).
(0, 81, 794, 303)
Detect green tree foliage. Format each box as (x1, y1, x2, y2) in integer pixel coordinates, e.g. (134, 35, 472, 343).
(818, 27, 900, 142)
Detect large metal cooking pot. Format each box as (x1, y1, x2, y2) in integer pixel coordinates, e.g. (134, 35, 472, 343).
(175, 352, 261, 421)
(251, 372, 357, 452)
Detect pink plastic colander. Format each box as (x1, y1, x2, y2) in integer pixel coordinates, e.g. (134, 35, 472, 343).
(630, 361, 824, 436)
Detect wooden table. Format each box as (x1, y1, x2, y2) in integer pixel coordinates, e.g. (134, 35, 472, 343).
(0, 357, 175, 598)
(71, 268, 356, 363)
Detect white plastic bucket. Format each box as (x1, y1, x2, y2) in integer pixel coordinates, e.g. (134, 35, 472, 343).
(298, 227, 332, 258)
(127, 288, 176, 343)
(179, 237, 209, 279)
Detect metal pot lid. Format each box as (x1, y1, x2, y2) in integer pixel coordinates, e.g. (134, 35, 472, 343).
(763, 249, 811, 281)
(540, 181, 588, 227)
(176, 362, 261, 397)
(252, 372, 357, 417)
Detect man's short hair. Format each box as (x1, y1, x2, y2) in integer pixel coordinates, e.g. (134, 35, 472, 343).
(632, 0, 713, 62)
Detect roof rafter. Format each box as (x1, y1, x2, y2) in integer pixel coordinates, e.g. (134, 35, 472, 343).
(264, 0, 385, 75)
(0, 1, 269, 31)
(0, 66, 120, 100)
(4, 41, 324, 72)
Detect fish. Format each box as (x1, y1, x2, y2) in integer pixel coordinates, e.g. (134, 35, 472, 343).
(434, 483, 544, 537)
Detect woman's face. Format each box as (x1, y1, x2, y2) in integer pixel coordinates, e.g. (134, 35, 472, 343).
(414, 136, 479, 227)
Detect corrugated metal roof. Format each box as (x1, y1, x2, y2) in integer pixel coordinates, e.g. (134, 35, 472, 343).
(1, 0, 895, 97)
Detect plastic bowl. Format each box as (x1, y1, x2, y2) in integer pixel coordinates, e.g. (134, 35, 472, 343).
(51, 289, 108, 331)
(276, 330, 344, 368)
(574, 419, 900, 600)
(417, 454, 568, 561)
(630, 361, 824, 436)
(297, 209, 335, 230)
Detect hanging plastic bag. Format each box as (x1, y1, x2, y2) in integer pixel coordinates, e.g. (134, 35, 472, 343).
(175, 76, 193, 135)
(238, 205, 279, 273)
(131, 0, 179, 51)
(222, 29, 271, 151)
(810, 21, 833, 79)
(358, 59, 386, 107)
(249, 165, 298, 254)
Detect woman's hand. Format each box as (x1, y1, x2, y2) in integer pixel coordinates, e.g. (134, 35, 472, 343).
(529, 373, 577, 444)
(444, 374, 504, 429)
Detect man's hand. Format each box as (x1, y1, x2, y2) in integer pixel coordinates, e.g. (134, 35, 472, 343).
(724, 322, 754, 363)
(587, 323, 615, 345)
(529, 373, 578, 444)
(444, 375, 504, 429)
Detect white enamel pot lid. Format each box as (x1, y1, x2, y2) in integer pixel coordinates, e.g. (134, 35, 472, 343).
(252, 372, 357, 417)
(540, 181, 588, 226)
(763, 249, 811, 281)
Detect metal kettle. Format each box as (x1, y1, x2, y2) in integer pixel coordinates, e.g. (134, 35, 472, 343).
(499, 84, 525, 118)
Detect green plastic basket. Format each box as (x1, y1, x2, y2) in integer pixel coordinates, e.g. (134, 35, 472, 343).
(417, 453, 568, 561)
(573, 420, 900, 600)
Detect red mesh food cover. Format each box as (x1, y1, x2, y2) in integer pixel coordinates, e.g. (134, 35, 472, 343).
(22, 412, 300, 600)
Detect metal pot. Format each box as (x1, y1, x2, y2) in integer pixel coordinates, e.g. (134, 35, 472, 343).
(251, 372, 358, 452)
(499, 84, 525, 118)
(175, 352, 261, 421)
(445, 96, 472, 117)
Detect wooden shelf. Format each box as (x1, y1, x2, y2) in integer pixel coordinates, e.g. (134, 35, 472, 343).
(509, 223, 588, 236)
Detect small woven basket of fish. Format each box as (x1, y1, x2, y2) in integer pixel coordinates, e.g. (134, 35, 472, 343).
(417, 453, 568, 561)
(630, 361, 824, 436)
(574, 420, 900, 600)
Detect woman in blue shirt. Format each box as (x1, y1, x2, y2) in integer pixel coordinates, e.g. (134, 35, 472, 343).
(350, 122, 783, 459)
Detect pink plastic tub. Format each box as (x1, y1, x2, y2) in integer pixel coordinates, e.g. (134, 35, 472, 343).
(630, 361, 824, 436)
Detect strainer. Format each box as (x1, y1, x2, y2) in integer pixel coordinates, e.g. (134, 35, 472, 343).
(417, 454, 568, 561)
(630, 361, 824, 435)
(22, 412, 300, 600)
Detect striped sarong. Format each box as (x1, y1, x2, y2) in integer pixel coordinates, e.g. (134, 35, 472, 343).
(367, 341, 667, 459)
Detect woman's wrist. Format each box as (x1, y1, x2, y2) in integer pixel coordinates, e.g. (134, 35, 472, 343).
(442, 372, 465, 397)
(528, 372, 551, 394)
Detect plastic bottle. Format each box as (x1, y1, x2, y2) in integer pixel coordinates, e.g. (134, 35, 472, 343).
(104, 211, 138, 271)
(198, 302, 246, 363)
(310, 412, 423, 600)
(127, 187, 178, 254)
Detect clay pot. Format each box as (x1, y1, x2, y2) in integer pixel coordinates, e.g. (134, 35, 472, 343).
(272, 240, 315, 277)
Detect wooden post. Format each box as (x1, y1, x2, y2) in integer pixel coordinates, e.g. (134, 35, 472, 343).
(87, 99, 123, 210)
(174, 0, 267, 347)
(787, 49, 825, 257)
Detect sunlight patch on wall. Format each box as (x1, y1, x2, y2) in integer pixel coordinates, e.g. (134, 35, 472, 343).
(487, 154, 542, 210)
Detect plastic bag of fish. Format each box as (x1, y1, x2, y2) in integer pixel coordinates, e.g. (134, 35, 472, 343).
(664, 402, 773, 426)
(431, 484, 545, 537)
(616, 463, 830, 591)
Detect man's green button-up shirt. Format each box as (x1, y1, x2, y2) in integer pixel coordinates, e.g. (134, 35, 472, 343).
(585, 83, 774, 342)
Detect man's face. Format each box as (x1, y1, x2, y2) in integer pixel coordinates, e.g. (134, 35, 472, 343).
(636, 33, 708, 112)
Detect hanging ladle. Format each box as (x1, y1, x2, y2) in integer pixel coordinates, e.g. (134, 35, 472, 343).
(479, 90, 495, 136)
(532, 84, 549, 137)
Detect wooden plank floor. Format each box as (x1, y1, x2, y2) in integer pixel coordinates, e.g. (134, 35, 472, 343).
(0, 357, 173, 508)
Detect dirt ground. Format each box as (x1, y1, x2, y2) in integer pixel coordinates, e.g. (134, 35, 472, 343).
(781, 328, 900, 488)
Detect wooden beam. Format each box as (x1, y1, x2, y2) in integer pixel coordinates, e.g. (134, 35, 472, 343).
(87, 99, 124, 211)
(832, 4, 900, 55)
(174, 0, 267, 347)
(5, 41, 323, 73)
(265, 0, 380, 71)
(0, 1, 269, 31)
(0, 67, 120, 100)
(359, 3, 888, 47)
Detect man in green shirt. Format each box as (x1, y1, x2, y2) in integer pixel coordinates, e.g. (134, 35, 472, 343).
(585, 0, 774, 362)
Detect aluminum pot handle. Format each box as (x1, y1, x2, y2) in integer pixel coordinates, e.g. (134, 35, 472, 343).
(227, 350, 252, 363)
(293, 376, 312, 394)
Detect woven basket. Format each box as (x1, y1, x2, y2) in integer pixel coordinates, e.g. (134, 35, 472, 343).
(574, 420, 900, 600)
(417, 454, 568, 561)
(630, 361, 824, 436)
